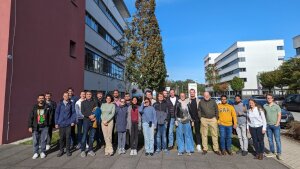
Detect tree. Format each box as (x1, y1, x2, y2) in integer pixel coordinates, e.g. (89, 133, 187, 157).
(280, 58, 300, 90)
(259, 71, 276, 93)
(219, 82, 229, 93)
(165, 79, 205, 95)
(205, 64, 220, 86)
(230, 76, 245, 94)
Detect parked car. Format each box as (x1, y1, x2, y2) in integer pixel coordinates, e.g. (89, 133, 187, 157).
(198, 96, 204, 100)
(282, 94, 300, 112)
(251, 95, 266, 99)
(274, 96, 285, 107)
(243, 99, 294, 128)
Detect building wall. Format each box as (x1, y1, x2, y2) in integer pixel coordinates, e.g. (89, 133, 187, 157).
(0, 0, 12, 145)
(0, 0, 85, 144)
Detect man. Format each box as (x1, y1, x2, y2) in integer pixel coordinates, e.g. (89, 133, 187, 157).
(198, 92, 220, 155)
(75, 91, 86, 149)
(188, 89, 201, 152)
(218, 95, 237, 155)
(96, 91, 105, 108)
(146, 90, 156, 105)
(166, 89, 179, 150)
(264, 94, 282, 160)
(80, 91, 98, 157)
(67, 87, 79, 148)
(163, 90, 168, 100)
(45, 92, 56, 151)
(28, 94, 51, 159)
(125, 93, 131, 106)
(233, 95, 248, 156)
(113, 89, 121, 106)
(55, 92, 76, 157)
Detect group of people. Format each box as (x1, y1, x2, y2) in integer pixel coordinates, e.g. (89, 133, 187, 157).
(28, 88, 282, 161)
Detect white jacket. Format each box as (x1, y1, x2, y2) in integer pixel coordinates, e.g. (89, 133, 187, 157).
(247, 107, 267, 130)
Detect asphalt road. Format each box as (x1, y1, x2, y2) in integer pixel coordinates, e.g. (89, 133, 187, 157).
(291, 111, 300, 121)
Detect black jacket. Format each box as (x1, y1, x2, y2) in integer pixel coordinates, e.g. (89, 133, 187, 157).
(46, 100, 57, 127)
(153, 100, 169, 125)
(176, 100, 192, 124)
(28, 103, 51, 130)
(166, 96, 179, 119)
(81, 99, 97, 120)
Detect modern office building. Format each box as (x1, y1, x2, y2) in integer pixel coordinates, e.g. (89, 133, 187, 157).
(84, 0, 130, 96)
(293, 35, 300, 58)
(204, 53, 221, 91)
(0, 0, 129, 144)
(204, 40, 285, 95)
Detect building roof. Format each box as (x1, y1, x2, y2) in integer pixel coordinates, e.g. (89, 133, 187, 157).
(113, 0, 130, 18)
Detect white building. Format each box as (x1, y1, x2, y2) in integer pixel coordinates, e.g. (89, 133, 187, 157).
(204, 53, 221, 91)
(84, 0, 130, 96)
(205, 40, 285, 95)
(293, 35, 300, 58)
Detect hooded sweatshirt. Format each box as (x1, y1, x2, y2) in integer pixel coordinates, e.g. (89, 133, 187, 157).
(218, 103, 237, 126)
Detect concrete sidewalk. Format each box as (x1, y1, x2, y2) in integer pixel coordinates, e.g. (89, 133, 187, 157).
(0, 144, 288, 169)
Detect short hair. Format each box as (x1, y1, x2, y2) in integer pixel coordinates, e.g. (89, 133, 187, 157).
(97, 91, 103, 95)
(125, 92, 130, 96)
(80, 91, 86, 94)
(67, 87, 74, 91)
(63, 92, 69, 96)
(85, 90, 92, 94)
(38, 94, 45, 98)
(113, 89, 119, 93)
(145, 90, 152, 95)
(190, 89, 196, 92)
(45, 92, 51, 96)
(235, 95, 242, 99)
(170, 89, 175, 92)
(221, 95, 227, 99)
(156, 92, 164, 100)
(266, 93, 273, 98)
(144, 97, 152, 105)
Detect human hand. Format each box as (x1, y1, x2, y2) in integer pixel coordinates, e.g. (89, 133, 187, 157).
(233, 125, 237, 129)
(191, 121, 194, 127)
(175, 121, 178, 126)
(71, 123, 75, 126)
(89, 114, 95, 120)
(262, 129, 266, 134)
(55, 125, 59, 129)
(28, 128, 32, 133)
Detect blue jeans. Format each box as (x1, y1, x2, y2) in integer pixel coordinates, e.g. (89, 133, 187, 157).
(156, 123, 167, 151)
(33, 127, 48, 154)
(77, 119, 83, 146)
(81, 120, 96, 152)
(219, 125, 232, 151)
(267, 124, 281, 154)
(176, 121, 194, 153)
(143, 122, 155, 153)
(168, 118, 175, 147)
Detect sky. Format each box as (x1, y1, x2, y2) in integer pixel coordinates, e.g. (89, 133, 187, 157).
(124, 0, 300, 83)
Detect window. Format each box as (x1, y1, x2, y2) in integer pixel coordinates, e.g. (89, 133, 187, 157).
(85, 12, 119, 48)
(70, 40, 76, 58)
(219, 67, 246, 78)
(278, 58, 284, 61)
(85, 48, 124, 80)
(242, 78, 247, 82)
(277, 46, 284, 50)
(239, 68, 246, 72)
(296, 47, 300, 55)
(216, 47, 245, 65)
(239, 57, 246, 62)
(238, 48, 245, 52)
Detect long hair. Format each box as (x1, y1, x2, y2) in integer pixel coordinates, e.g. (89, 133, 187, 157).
(248, 98, 264, 112)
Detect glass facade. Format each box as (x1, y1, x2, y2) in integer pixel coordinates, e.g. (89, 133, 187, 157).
(220, 68, 246, 78)
(85, 48, 124, 80)
(85, 12, 119, 48)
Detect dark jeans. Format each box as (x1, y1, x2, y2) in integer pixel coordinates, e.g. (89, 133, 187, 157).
(59, 126, 71, 152)
(193, 120, 201, 145)
(94, 121, 104, 147)
(249, 126, 265, 154)
(81, 120, 96, 152)
(70, 125, 76, 146)
(219, 125, 233, 151)
(77, 119, 83, 146)
(33, 127, 48, 154)
(267, 124, 281, 154)
(47, 127, 53, 145)
(130, 122, 139, 150)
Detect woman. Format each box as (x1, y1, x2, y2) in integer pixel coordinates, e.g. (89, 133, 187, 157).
(176, 93, 194, 156)
(247, 99, 267, 160)
(153, 93, 168, 154)
(127, 97, 141, 156)
(139, 98, 157, 156)
(101, 95, 116, 156)
(115, 98, 128, 155)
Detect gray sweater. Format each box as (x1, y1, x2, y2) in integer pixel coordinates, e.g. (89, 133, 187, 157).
(233, 102, 247, 125)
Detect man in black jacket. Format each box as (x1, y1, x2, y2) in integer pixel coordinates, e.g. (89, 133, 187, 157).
(166, 89, 179, 150)
(28, 94, 51, 159)
(80, 91, 97, 157)
(45, 92, 56, 150)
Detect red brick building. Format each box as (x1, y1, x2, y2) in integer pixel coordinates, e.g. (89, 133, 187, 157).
(0, 0, 85, 144)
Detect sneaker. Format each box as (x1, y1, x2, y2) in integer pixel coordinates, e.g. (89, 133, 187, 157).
(88, 151, 96, 157)
(168, 146, 173, 151)
(134, 150, 138, 155)
(46, 145, 50, 151)
(122, 148, 126, 154)
(130, 150, 134, 156)
(196, 145, 202, 152)
(227, 150, 233, 156)
(221, 150, 227, 155)
(178, 152, 183, 156)
(57, 151, 64, 157)
(186, 152, 192, 156)
(265, 153, 276, 158)
(242, 151, 248, 156)
(236, 149, 242, 154)
(32, 153, 39, 159)
(40, 152, 46, 159)
(214, 151, 221, 156)
(80, 151, 86, 158)
(149, 153, 154, 156)
(276, 154, 282, 160)
(202, 150, 207, 155)
(163, 149, 169, 155)
(76, 144, 81, 150)
(66, 152, 72, 157)
(145, 153, 149, 156)
(118, 149, 122, 155)
(155, 149, 161, 154)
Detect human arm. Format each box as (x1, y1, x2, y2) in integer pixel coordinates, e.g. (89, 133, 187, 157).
(275, 106, 281, 127)
(55, 103, 60, 128)
(231, 106, 237, 128)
